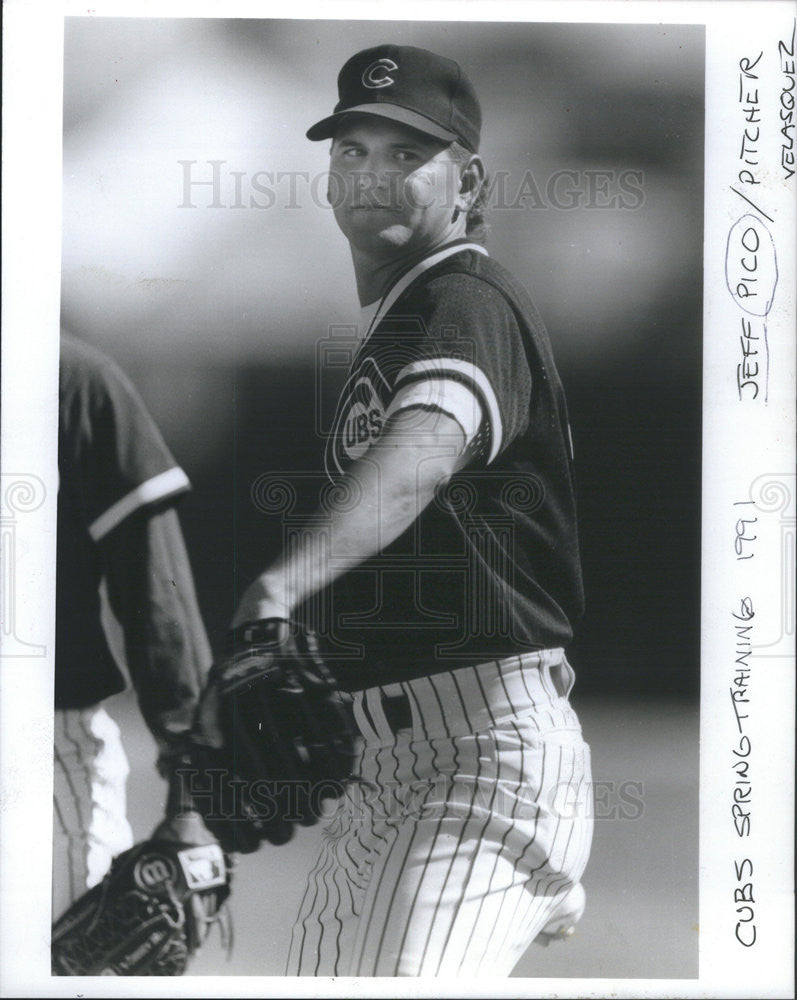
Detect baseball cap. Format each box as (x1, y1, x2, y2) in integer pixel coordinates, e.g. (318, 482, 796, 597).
(306, 44, 481, 153)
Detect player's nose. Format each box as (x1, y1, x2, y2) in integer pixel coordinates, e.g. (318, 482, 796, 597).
(357, 152, 396, 185)
(349, 158, 403, 207)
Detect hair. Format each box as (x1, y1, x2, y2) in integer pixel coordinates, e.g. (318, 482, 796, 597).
(448, 140, 490, 244)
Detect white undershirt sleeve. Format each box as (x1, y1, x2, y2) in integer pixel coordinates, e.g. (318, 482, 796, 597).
(385, 378, 484, 445)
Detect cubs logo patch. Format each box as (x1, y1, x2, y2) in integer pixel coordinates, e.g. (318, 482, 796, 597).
(325, 358, 391, 477)
(362, 57, 398, 89)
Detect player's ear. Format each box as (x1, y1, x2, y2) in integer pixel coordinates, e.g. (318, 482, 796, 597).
(454, 155, 486, 214)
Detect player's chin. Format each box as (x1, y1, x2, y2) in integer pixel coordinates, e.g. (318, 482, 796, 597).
(346, 216, 414, 251)
(373, 223, 414, 247)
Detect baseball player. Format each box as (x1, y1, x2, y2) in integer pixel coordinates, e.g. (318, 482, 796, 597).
(54, 332, 213, 920)
(233, 44, 593, 977)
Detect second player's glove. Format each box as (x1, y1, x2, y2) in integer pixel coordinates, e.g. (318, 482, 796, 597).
(181, 618, 358, 853)
(51, 812, 232, 976)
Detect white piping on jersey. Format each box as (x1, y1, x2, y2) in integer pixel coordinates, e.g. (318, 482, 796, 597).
(88, 467, 190, 541)
(385, 378, 484, 445)
(395, 358, 503, 464)
(363, 242, 489, 342)
(357, 300, 380, 340)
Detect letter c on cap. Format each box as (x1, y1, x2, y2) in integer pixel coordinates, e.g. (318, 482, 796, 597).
(362, 58, 398, 89)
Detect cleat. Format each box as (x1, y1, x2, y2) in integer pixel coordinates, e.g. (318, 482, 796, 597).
(535, 883, 585, 946)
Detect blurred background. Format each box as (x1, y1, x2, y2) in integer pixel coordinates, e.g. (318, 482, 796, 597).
(61, 17, 704, 980)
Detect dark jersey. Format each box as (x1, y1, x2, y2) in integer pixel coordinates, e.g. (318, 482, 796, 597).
(56, 334, 191, 709)
(317, 243, 584, 691)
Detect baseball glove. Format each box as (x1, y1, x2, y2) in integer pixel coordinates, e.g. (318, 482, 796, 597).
(182, 618, 358, 854)
(51, 812, 232, 976)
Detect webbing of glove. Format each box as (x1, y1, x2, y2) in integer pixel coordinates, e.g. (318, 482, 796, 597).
(187, 618, 357, 851)
(52, 837, 230, 976)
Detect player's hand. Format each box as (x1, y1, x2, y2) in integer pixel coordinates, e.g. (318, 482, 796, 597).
(150, 810, 219, 846)
(231, 575, 291, 628)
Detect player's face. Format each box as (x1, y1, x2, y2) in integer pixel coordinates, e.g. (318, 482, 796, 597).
(329, 116, 465, 258)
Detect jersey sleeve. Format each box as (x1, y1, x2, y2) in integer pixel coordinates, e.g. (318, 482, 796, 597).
(384, 275, 532, 465)
(59, 337, 190, 539)
(102, 506, 212, 751)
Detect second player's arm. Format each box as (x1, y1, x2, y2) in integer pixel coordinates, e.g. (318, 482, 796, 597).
(232, 406, 468, 625)
(102, 503, 215, 822)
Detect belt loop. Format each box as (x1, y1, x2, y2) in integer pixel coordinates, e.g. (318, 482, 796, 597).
(401, 681, 423, 740)
(365, 688, 394, 742)
(557, 655, 576, 698)
(352, 691, 379, 741)
(538, 657, 559, 702)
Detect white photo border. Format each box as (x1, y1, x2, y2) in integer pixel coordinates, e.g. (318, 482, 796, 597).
(1, 1, 794, 997)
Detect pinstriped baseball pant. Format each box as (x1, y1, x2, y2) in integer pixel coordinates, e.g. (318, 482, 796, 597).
(52, 706, 134, 920)
(287, 649, 594, 977)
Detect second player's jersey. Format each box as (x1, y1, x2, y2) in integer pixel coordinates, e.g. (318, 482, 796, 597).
(313, 241, 584, 691)
(56, 334, 191, 709)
